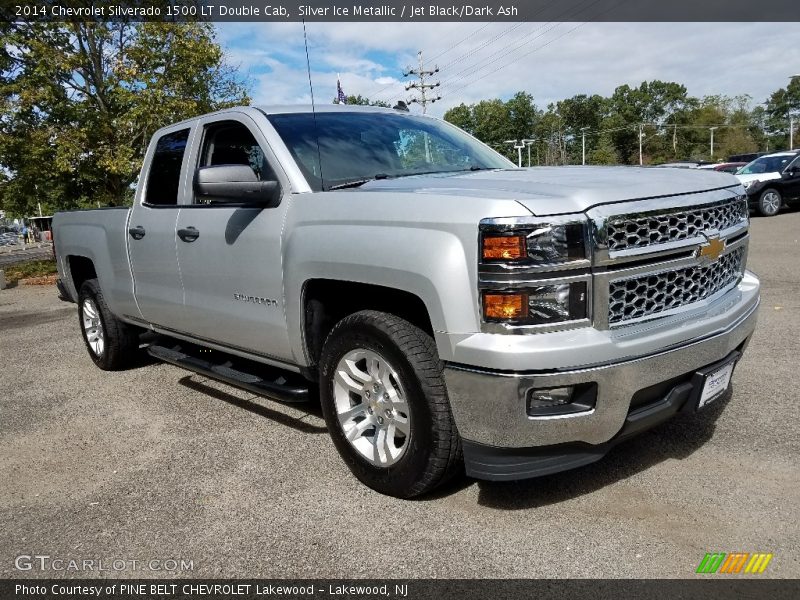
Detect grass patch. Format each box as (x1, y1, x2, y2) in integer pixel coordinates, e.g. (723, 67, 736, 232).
(3, 259, 58, 285)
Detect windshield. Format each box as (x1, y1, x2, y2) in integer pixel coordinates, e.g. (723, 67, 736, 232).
(266, 111, 511, 191)
(738, 154, 795, 175)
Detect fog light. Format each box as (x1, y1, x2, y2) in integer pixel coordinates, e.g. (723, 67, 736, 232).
(528, 386, 574, 410)
(526, 383, 598, 417)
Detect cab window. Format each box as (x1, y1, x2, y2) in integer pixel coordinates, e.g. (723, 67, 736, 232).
(145, 129, 190, 206)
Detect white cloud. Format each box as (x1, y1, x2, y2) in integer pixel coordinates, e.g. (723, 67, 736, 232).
(216, 21, 800, 116)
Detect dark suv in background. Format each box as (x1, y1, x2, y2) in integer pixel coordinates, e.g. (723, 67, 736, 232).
(737, 151, 800, 216)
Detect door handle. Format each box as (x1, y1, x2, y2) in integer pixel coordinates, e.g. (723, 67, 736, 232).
(128, 226, 146, 240)
(177, 227, 200, 243)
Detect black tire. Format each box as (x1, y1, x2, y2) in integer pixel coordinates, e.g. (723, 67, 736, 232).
(319, 310, 462, 498)
(757, 188, 782, 217)
(77, 278, 139, 370)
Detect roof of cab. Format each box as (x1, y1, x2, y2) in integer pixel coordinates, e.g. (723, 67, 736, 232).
(256, 104, 403, 115)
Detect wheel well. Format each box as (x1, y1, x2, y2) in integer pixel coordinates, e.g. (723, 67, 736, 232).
(303, 279, 434, 367)
(68, 256, 97, 295)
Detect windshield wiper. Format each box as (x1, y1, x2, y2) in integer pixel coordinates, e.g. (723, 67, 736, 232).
(328, 173, 391, 191)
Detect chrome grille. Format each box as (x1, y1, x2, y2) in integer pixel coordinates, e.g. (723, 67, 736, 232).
(608, 247, 745, 324)
(606, 196, 747, 252)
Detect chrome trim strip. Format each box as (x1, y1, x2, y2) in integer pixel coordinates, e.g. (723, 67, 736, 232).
(598, 220, 748, 266)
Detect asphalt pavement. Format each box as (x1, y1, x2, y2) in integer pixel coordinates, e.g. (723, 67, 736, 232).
(0, 211, 798, 579)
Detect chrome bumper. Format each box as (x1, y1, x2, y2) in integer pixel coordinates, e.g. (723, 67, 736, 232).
(443, 273, 759, 448)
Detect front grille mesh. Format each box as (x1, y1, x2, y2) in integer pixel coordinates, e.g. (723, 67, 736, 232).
(608, 247, 745, 324)
(606, 197, 747, 252)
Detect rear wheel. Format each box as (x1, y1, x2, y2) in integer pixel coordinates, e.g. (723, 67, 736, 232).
(757, 188, 782, 217)
(319, 310, 462, 498)
(78, 279, 139, 370)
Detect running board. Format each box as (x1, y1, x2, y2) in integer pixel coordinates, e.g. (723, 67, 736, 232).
(147, 343, 310, 403)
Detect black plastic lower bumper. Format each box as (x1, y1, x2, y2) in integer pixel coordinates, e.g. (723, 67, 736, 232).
(462, 348, 743, 481)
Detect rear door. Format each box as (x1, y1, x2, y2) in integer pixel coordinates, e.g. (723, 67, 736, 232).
(128, 126, 193, 328)
(173, 113, 293, 361)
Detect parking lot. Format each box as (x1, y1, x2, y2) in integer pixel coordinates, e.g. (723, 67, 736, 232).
(1, 211, 798, 579)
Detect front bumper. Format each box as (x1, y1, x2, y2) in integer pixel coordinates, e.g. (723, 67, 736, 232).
(443, 272, 759, 479)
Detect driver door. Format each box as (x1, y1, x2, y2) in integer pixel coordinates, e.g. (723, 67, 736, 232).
(173, 113, 293, 362)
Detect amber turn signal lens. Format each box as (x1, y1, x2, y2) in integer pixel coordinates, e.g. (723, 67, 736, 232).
(483, 293, 529, 321)
(482, 235, 526, 261)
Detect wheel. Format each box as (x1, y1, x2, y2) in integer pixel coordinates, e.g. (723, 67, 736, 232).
(78, 279, 139, 370)
(757, 188, 782, 217)
(319, 310, 462, 498)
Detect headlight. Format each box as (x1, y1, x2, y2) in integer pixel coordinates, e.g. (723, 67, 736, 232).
(481, 217, 588, 267)
(482, 281, 588, 325)
(743, 180, 759, 190)
(479, 215, 591, 330)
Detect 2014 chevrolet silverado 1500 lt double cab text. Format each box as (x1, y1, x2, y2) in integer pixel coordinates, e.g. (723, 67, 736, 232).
(53, 105, 760, 498)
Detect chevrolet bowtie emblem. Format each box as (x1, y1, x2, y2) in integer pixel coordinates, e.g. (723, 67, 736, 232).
(697, 235, 725, 263)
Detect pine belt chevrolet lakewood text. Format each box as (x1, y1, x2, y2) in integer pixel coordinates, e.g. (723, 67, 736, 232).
(53, 105, 760, 498)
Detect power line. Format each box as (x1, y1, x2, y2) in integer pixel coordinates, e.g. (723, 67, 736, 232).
(445, 21, 591, 98)
(368, 0, 563, 103)
(436, 0, 605, 97)
(440, 0, 631, 102)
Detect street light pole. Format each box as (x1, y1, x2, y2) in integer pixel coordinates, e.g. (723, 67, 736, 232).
(522, 139, 535, 167)
(580, 127, 589, 165)
(638, 123, 645, 166)
(709, 126, 718, 160)
(504, 139, 525, 167)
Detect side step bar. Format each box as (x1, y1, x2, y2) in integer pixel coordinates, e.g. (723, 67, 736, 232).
(147, 343, 310, 403)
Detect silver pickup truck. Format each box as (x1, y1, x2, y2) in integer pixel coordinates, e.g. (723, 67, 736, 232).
(53, 105, 760, 497)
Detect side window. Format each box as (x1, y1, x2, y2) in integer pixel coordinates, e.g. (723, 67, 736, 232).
(145, 129, 190, 206)
(197, 121, 277, 204)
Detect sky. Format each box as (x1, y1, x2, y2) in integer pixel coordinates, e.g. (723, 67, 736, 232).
(215, 22, 799, 117)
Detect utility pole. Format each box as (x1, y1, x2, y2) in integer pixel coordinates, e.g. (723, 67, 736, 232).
(404, 51, 441, 114)
(504, 140, 525, 167)
(580, 127, 589, 166)
(522, 139, 535, 167)
(709, 126, 718, 160)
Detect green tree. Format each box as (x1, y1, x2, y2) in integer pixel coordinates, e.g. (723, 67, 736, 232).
(0, 20, 249, 216)
(589, 133, 620, 165)
(334, 94, 390, 107)
(764, 77, 800, 151)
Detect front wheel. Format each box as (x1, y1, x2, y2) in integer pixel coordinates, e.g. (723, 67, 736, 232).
(757, 188, 782, 217)
(319, 311, 462, 498)
(78, 279, 140, 370)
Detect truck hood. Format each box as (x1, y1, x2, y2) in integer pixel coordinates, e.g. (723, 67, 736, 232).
(356, 166, 741, 215)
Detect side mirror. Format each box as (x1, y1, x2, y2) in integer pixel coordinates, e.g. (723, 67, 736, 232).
(194, 165, 280, 207)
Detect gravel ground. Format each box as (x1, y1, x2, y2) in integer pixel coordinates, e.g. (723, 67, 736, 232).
(0, 211, 798, 579)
